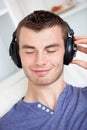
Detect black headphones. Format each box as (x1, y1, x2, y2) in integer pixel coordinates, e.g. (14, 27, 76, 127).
(64, 23, 77, 65)
(9, 31, 22, 68)
(9, 24, 77, 68)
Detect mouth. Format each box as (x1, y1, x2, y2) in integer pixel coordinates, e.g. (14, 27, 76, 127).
(32, 69, 51, 76)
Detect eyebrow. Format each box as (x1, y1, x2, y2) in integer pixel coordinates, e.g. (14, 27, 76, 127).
(21, 43, 59, 50)
(45, 44, 59, 49)
(21, 45, 35, 49)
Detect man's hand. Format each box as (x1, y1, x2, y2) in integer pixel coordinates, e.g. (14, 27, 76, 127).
(72, 36, 87, 69)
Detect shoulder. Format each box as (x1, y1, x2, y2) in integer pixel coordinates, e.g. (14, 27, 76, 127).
(69, 84, 87, 97)
(81, 87, 87, 95)
(0, 100, 22, 121)
(0, 100, 24, 129)
(71, 85, 87, 109)
(75, 86, 87, 100)
(80, 87, 87, 102)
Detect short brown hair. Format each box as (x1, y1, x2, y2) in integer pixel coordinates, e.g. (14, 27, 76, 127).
(16, 10, 68, 42)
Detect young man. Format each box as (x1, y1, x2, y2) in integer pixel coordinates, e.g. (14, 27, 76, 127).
(0, 10, 87, 130)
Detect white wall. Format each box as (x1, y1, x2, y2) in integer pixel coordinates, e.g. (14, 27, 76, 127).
(0, 36, 17, 81)
(0, 0, 19, 81)
(17, 0, 48, 16)
(16, 0, 66, 16)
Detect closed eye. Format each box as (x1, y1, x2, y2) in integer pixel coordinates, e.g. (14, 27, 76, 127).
(47, 50, 57, 53)
(25, 51, 35, 54)
(45, 44, 59, 53)
(46, 47, 58, 53)
(21, 45, 36, 54)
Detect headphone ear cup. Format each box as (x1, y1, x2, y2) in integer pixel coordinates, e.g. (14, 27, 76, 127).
(9, 38, 22, 68)
(64, 36, 76, 65)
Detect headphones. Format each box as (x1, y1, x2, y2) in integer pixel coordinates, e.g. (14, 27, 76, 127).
(9, 24, 77, 68)
(9, 31, 22, 68)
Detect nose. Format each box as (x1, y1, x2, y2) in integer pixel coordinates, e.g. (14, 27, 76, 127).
(35, 52, 47, 66)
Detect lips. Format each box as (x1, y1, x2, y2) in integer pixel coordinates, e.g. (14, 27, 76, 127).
(32, 69, 50, 76)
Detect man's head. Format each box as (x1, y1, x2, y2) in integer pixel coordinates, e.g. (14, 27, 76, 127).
(9, 10, 77, 69)
(9, 10, 77, 86)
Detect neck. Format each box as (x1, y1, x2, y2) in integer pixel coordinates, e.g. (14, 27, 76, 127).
(24, 76, 66, 109)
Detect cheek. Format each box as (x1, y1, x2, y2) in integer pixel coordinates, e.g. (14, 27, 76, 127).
(19, 53, 35, 67)
(52, 57, 63, 66)
(51, 52, 65, 65)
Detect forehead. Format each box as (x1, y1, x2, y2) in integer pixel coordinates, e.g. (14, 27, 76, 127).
(19, 26, 64, 48)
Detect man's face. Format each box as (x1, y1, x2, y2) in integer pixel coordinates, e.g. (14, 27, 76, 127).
(19, 26, 65, 86)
